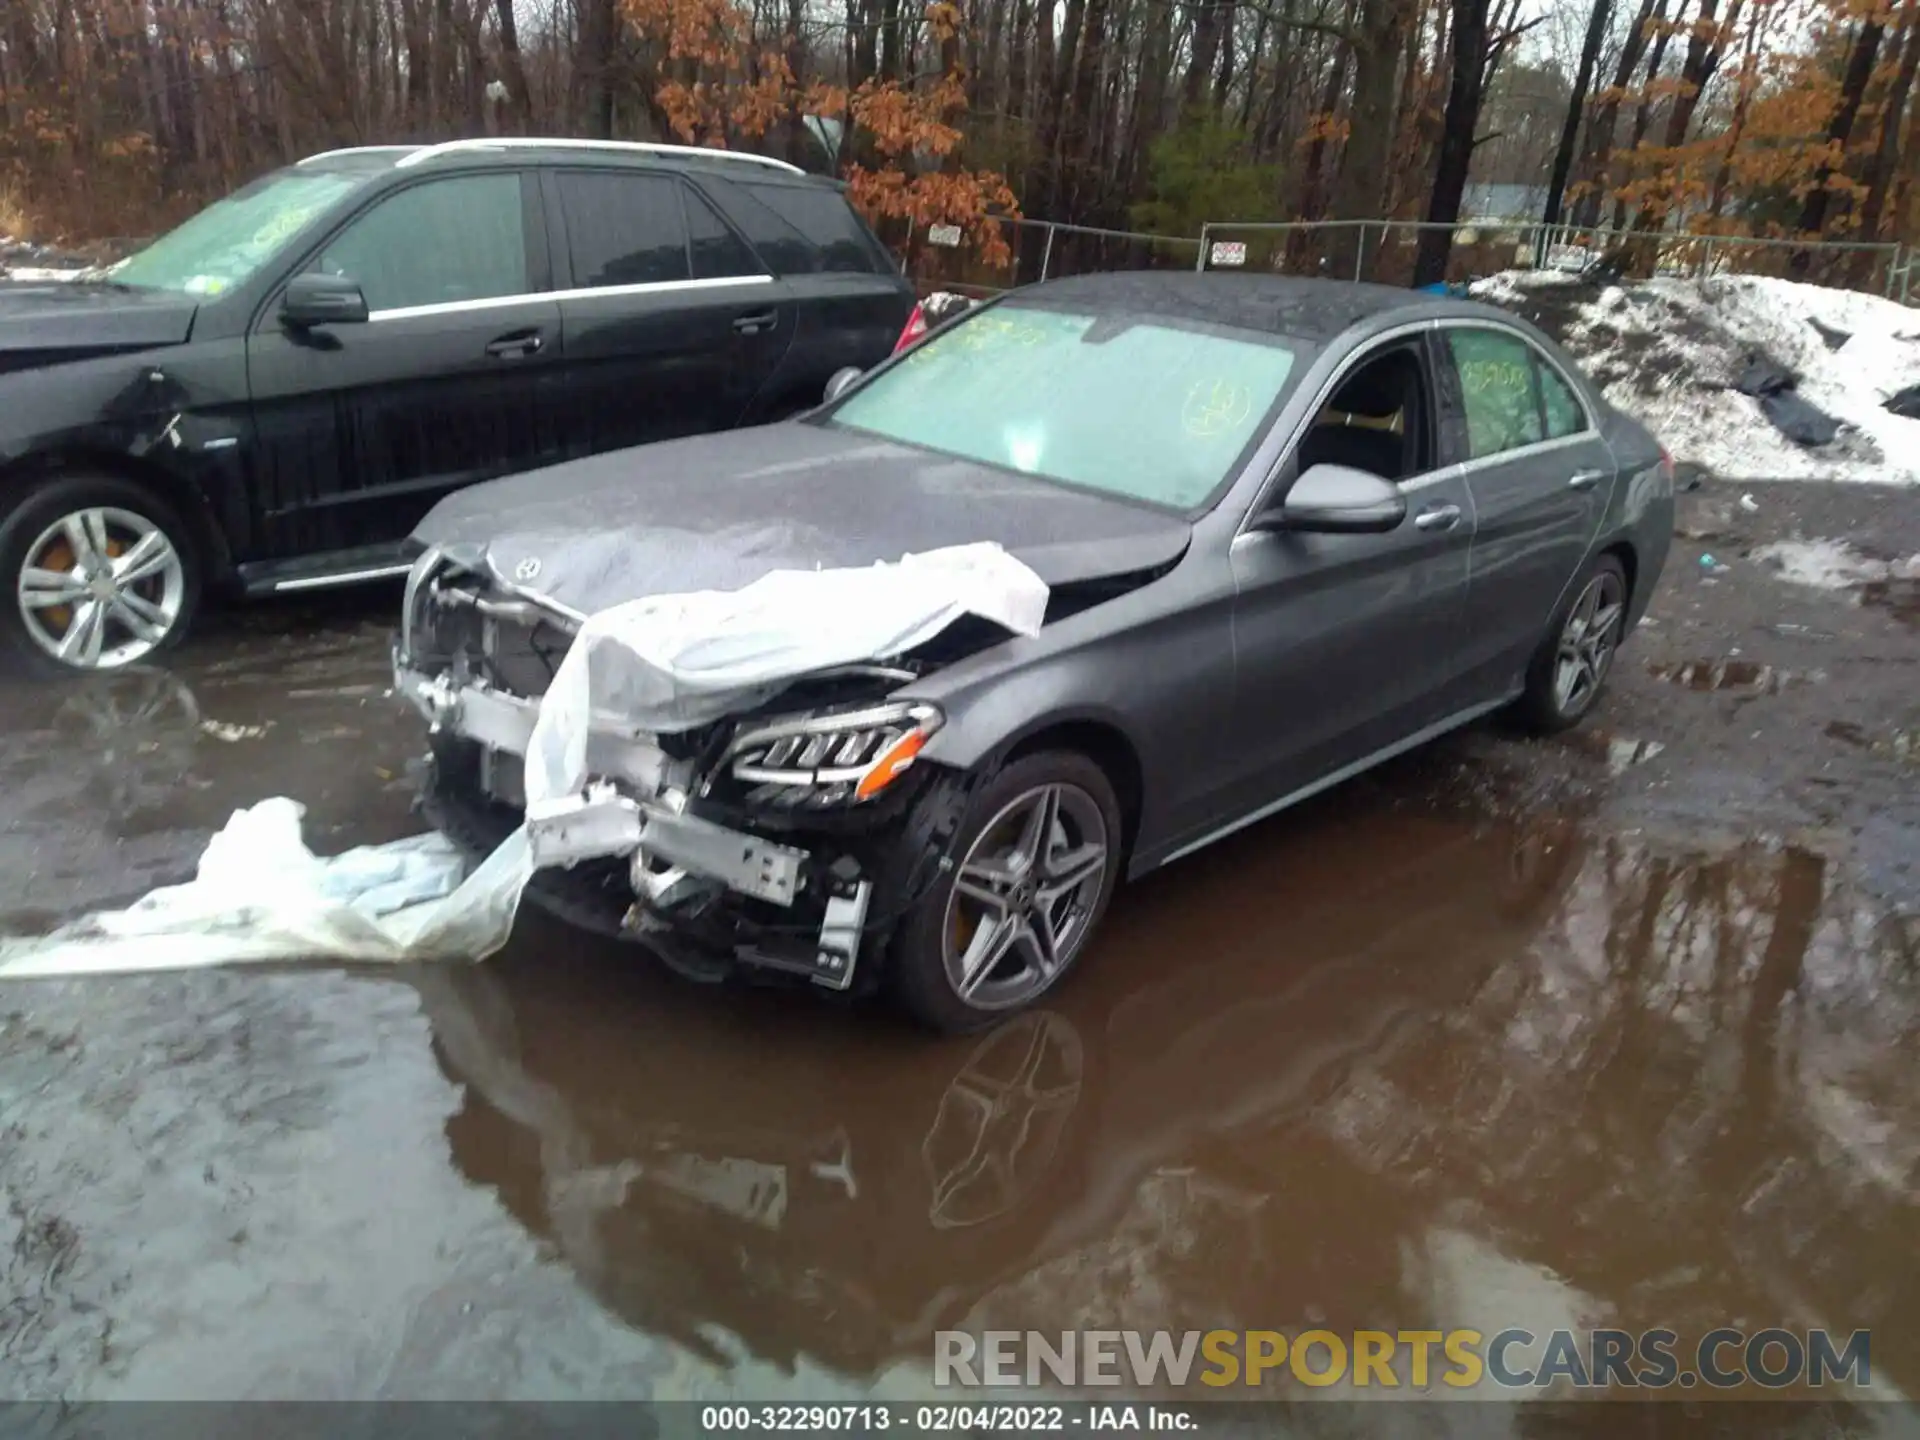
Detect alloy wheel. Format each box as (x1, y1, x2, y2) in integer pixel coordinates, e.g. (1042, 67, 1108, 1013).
(942, 782, 1112, 1011)
(1553, 568, 1626, 717)
(16, 507, 186, 670)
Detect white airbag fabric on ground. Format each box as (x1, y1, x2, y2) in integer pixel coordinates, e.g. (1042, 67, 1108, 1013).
(0, 798, 534, 978)
(523, 541, 1048, 804)
(0, 543, 1049, 977)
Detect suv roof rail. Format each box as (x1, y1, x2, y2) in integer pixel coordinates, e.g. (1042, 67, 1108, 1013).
(298, 145, 425, 165)
(392, 137, 805, 175)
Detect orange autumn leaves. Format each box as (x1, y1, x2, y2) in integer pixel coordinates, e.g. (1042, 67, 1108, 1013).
(624, 0, 1019, 264)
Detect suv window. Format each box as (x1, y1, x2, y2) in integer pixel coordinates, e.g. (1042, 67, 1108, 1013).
(741, 182, 886, 273)
(556, 171, 690, 288)
(685, 188, 766, 280)
(313, 174, 528, 313)
(1445, 328, 1545, 459)
(703, 176, 890, 276)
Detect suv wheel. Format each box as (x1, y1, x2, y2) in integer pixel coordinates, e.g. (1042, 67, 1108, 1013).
(0, 475, 200, 674)
(888, 752, 1123, 1033)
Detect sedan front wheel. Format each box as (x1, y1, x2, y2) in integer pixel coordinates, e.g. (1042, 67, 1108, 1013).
(889, 752, 1124, 1033)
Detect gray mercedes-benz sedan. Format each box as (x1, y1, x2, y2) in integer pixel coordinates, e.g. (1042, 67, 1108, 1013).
(394, 272, 1674, 1032)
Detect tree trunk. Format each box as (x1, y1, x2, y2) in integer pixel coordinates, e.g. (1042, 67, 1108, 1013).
(493, 0, 536, 128)
(1658, 0, 1730, 150)
(1795, 15, 1891, 245)
(1295, 18, 1354, 221)
(1707, 0, 1765, 221)
(1326, 0, 1415, 274)
(879, 0, 905, 81)
(1572, 0, 1663, 227)
(1855, 0, 1920, 250)
(1542, 0, 1611, 229)
(1124, 0, 1175, 191)
(576, 0, 616, 137)
(1609, 6, 1673, 229)
(1184, 1, 1226, 113)
(1007, 0, 1031, 118)
(1414, 0, 1491, 285)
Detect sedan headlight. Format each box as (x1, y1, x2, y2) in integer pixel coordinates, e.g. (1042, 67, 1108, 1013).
(727, 702, 944, 808)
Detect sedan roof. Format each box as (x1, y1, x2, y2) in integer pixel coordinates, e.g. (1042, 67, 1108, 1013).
(1009, 270, 1472, 344)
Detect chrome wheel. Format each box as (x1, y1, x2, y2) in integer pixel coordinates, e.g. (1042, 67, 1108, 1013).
(16, 507, 186, 670)
(1552, 569, 1625, 717)
(942, 782, 1112, 1011)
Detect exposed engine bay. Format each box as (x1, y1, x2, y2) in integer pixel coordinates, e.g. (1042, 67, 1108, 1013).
(392, 544, 1050, 992)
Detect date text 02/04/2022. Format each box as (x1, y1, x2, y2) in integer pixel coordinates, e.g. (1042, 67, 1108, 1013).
(698, 1404, 1198, 1432)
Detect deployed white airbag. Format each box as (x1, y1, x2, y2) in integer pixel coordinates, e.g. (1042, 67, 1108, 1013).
(0, 543, 1049, 978)
(524, 540, 1047, 803)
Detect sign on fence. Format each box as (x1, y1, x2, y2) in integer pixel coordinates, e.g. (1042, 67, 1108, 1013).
(1209, 241, 1247, 268)
(927, 224, 963, 248)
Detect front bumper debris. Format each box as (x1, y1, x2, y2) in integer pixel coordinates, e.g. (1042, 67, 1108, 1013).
(523, 785, 808, 908)
(396, 654, 872, 990)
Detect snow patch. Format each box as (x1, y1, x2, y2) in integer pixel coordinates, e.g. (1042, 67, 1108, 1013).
(1470, 270, 1920, 485)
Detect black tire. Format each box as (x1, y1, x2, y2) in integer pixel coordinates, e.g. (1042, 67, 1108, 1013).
(1511, 552, 1629, 735)
(0, 473, 201, 676)
(887, 751, 1124, 1034)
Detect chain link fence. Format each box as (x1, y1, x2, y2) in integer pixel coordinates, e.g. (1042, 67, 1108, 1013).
(886, 212, 1915, 307)
(898, 215, 1200, 298)
(1193, 218, 1912, 299)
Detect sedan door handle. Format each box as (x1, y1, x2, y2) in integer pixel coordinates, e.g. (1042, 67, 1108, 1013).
(732, 311, 778, 335)
(1415, 503, 1463, 532)
(1568, 468, 1606, 491)
(485, 329, 544, 360)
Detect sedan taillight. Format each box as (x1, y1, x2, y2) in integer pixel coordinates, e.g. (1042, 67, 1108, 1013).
(893, 303, 928, 354)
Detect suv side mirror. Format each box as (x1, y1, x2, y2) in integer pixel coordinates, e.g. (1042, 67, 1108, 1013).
(281, 272, 369, 328)
(824, 366, 864, 404)
(1258, 463, 1407, 534)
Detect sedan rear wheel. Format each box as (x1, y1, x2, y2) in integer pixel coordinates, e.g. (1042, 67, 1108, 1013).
(1514, 553, 1629, 734)
(890, 752, 1123, 1033)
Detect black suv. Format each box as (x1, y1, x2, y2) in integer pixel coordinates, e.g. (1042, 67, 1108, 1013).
(0, 139, 917, 672)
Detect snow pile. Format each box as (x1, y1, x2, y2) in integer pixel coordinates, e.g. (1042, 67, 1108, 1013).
(1471, 270, 1920, 484)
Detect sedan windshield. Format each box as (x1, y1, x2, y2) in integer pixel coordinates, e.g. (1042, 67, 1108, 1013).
(828, 303, 1304, 510)
(111, 169, 369, 297)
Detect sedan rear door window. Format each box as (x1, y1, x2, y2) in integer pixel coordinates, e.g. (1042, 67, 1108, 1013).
(1444, 328, 1546, 459)
(555, 171, 690, 288)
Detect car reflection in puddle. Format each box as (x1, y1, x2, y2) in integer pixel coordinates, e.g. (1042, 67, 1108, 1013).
(410, 796, 1920, 1399)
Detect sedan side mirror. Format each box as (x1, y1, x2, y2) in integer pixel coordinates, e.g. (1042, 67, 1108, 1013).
(1260, 463, 1407, 534)
(281, 272, 369, 328)
(824, 366, 864, 404)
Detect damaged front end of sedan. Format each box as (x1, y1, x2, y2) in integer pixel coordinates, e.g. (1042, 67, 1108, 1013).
(392, 544, 1029, 995)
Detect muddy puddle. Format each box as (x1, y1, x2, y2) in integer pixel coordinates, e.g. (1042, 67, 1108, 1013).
(2, 600, 1918, 1415)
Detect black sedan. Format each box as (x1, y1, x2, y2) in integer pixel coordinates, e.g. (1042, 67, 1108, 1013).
(394, 271, 1675, 1032)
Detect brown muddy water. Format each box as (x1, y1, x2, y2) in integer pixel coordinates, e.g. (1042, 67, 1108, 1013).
(1, 593, 1917, 1417)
